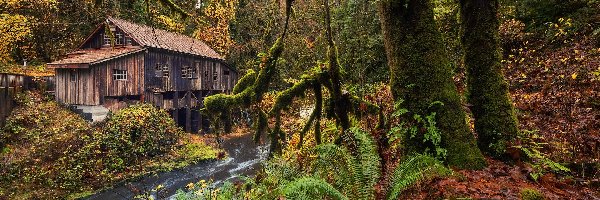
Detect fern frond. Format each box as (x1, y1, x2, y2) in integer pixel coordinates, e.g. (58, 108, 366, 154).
(387, 154, 453, 200)
(310, 128, 381, 199)
(348, 127, 381, 199)
(282, 177, 348, 200)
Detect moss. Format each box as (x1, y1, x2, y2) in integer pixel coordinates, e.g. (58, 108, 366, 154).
(254, 38, 285, 102)
(270, 78, 315, 114)
(520, 188, 545, 200)
(232, 69, 257, 94)
(313, 83, 323, 145)
(378, 0, 486, 169)
(254, 109, 268, 143)
(460, 0, 519, 158)
(203, 36, 285, 135)
(349, 95, 381, 115)
(298, 105, 319, 149)
(269, 113, 284, 156)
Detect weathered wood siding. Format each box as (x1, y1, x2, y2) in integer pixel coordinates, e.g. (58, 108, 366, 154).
(100, 52, 145, 98)
(144, 50, 237, 93)
(55, 68, 99, 105)
(81, 26, 138, 49)
(54, 52, 144, 105)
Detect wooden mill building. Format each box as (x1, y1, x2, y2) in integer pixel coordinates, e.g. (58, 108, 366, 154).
(48, 17, 237, 133)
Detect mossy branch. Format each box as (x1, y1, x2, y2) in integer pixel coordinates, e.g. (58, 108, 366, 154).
(232, 69, 257, 94)
(254, 109, 268, 143)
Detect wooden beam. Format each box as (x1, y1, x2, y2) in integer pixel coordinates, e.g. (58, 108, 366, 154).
(173, 91, 179, 125)
(199, 91, 204, 133)
(185, 90, 191, 133)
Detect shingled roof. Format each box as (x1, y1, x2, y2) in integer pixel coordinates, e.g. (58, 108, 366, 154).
(107, 17, 223, 60)
(48, 46, 145, 68)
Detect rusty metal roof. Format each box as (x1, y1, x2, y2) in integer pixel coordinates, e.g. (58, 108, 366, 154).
(47, 46, 145, 68)
(108, 17, 223, 60)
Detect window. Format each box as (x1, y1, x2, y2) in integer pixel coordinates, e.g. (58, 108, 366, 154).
(162, 64, 169, 78)
(115, 32, 124, 45)
(70, 71, 76, 82)
(224, 70, 230, 76)
(103, 33, 111, 46)
(155, 64, 163, 77)
(125, 37, 132, 45)
(113, 69, 127, 80)
(181, 66, 189, 78)
(190, 66, 198, 79)
(181, 65, 197, 79)
(156, 64, 170, 78)
(212, 63, 218, 81)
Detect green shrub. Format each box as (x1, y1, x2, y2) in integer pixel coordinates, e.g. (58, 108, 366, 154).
(520, 188, 545, 200)
(516, 0, 589, 26)
(0, 91, 91, 196)
(0, 94, 208, 199)
(100, 104, 182, 165)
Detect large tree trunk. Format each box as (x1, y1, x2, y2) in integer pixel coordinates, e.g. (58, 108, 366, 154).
(378, 0, 486, 169)
(460, 0, 519, 158)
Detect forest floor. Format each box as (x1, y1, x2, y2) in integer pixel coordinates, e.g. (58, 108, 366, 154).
(399, 26, 600, 199)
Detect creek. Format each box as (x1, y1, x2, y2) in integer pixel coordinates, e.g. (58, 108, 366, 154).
(86, 133, 269, 200)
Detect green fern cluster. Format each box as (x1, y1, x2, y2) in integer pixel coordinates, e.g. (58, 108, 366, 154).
(387, 154, 453, 200)
(309, 127, 380, 199)
(281, 177, 348, 200)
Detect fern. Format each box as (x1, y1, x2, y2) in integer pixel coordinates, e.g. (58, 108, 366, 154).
(349, 127, 381, 199)
(387, 154, 453, 200)
(282, 177, 348, 200)
(310, 127, 381, 199)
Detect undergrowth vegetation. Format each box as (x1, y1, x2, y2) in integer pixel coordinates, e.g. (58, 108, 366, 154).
(174, 113, 453, 199)
(0, 92, 219, 199)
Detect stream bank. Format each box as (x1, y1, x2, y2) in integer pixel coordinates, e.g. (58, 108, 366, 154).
(86, 132, 268, 200)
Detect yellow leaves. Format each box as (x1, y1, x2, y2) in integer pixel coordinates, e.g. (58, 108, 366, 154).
(194, 0, 239, 56)
(0, 14, 31, 63)
(560, 57, 569, 64)
(156, 15, 185, 33)
(571, 73, 578, 80)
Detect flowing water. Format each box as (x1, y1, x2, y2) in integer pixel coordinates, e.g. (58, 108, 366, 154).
(86, 133, 269, 200)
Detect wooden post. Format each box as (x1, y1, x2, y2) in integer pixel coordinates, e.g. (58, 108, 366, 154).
(173, 91, 179, 125)
(185, 90, 192, 133)
(199, 91, 204, 133)
(2, 74, 7, 97)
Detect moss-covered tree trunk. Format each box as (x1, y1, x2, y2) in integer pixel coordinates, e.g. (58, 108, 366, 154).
(378, 0, 486, 169)
(460, 0, 519, 158)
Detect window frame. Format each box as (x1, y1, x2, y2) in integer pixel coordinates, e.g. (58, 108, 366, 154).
(190, 65, 198, 79)
(212, 63, 218, 82)
(103, 33, 111, 46)
(70, 71, 76, 82)
(162, 64, 170, 78)
(181, 66, 189, 79)
(112, 69, 128, 81)
(155, 64, 163, 77)
(115, 32, 124, 45)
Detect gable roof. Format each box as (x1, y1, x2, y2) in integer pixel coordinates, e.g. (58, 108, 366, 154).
(107, 17, 223, 60)
(49, 17, 224, 68)
(48, 46, 145, 68)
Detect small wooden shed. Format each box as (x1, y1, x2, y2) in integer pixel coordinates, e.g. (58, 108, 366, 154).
(48, 17, 237, 132)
